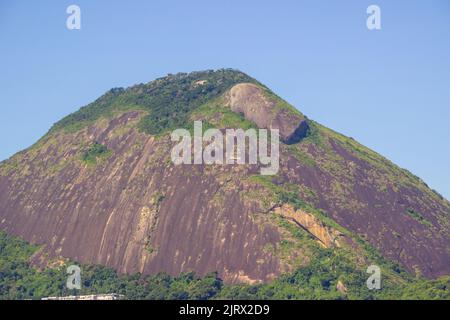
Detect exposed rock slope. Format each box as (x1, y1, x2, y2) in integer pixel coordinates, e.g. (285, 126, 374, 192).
(0, 69, 448, 283)
(224, 83, 309, 144)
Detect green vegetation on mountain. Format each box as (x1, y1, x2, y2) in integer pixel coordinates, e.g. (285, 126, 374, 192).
(51, 69, 257, 135)
(190, 96, 258, 131)
(0, 232, 222, 300)
(81, 142, 111, 166)
(0, 232, 448, 300)
(405, 208, 433, 227)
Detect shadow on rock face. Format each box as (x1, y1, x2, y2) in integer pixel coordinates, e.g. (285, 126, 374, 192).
(283, 120, 309, 144)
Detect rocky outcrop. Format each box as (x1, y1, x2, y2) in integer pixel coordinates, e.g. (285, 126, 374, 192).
(224, 83, 309, 144)
(274, 204, 345, 248)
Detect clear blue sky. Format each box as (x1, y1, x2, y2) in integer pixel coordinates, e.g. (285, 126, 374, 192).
(1, 0, 449, 199)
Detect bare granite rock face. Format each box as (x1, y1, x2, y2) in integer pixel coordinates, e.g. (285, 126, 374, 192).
(0, 111, 282, 284)
(224, 83, 309, 144)
(0, 73, 449, 282)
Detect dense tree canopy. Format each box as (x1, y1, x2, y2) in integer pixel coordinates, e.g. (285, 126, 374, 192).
(0, 232, 448, 300)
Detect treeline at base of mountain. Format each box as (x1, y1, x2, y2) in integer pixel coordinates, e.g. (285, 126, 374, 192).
(0, 232, 448, 300)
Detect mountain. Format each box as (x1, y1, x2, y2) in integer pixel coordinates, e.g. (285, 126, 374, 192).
(0, 69, 449, 291)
